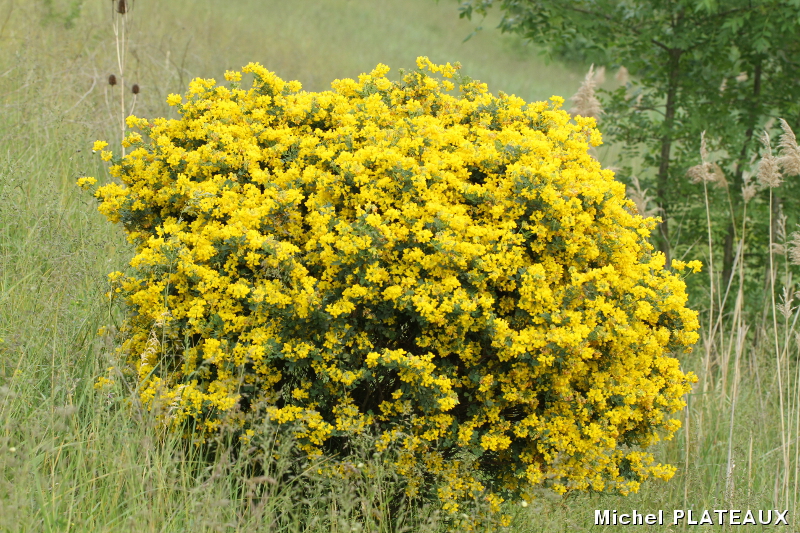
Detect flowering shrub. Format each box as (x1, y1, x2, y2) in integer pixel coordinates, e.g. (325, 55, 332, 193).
(80, 57, 699, 518)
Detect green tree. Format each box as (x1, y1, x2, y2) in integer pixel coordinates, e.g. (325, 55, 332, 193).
(454, 0, 800, 313)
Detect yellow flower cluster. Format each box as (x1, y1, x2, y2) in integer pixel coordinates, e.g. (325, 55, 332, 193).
(80, 57, 699, 516)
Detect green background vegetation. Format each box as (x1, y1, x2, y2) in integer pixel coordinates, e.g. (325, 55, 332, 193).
(0, 0, 797, 531)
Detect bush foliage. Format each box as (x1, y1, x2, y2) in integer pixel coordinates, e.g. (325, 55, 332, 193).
(79, 58, 699, 516)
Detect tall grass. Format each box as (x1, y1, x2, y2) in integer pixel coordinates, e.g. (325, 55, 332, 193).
(1, 0, 798, 531)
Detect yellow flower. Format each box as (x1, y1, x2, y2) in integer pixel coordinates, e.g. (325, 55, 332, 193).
(80, 57, 699, 519)
(76, 176, 97, 189)
(92, 140, 108, 152)
(687, 260, 703, 273)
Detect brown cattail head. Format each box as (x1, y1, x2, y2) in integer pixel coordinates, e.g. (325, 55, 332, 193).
(132, 84, 140, 95)
(117, 0, 128, 14)
(108, 74, 117, 86)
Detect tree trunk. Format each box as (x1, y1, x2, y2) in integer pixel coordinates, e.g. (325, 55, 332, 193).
(655, 47, 683, 267)
(723, 59, 763, 295)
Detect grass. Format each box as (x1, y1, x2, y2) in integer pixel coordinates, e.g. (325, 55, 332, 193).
(0, 0, 798, 531)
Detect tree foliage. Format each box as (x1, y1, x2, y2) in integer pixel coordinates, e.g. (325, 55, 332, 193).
(456, 0, 800, 313)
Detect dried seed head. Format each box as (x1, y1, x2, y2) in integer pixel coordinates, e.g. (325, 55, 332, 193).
(788, 231, 800, 266)
(687, 163, 712, 184)
(710, 163, 728, 188)
(777, 213, 788, 243)
(593, 65, 606, 85)
(626, 175, 661, 219)
(117, 0, 127, 14)
(771, 243, 786, 256)
(615, 66, 629, 85)
(108, 74, 117, 86)
(687, 131, 727, 186)
(742, 172, 758, 203)
(757, 132, 783, 188)
(569, 64, 603, 120)
(699, 130, 709, 163)
(777, 286, 795, 320)
(777, 119, 800, 176)
(132, 84, 140, 95)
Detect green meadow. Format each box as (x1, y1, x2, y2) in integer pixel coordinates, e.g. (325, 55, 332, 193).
(0, 0, 797, 531)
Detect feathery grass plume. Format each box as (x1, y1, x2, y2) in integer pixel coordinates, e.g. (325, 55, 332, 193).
(626, 175, 661, 218)
(741, 171, 758, 203)
(615, 65, 629, 84)
(788, 230, 800, 266)
(757, 131, 783, 188)
(771, 214, 788, 256)
(593, 65, 606, 85)
(710, 163, 728, 188)
(777, 286, 796, 320)
(569, 64, 602, 120)
(777, 119, 800, 176)
(687, 131, 727, 188)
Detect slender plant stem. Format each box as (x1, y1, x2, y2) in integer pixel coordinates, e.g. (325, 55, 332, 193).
(768, 188, 788, 503)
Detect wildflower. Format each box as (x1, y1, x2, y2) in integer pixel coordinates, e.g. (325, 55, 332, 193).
(76, 176, 97, 189)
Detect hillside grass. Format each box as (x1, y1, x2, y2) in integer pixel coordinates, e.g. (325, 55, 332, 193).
(0, 0, 798, 531)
